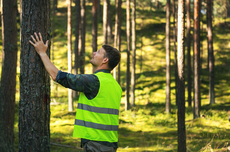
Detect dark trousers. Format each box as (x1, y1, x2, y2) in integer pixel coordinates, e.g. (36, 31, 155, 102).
(83, 141, 117, 152)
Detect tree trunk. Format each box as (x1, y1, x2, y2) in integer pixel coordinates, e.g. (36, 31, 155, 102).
(80, 0, 85, 74)
(73, 0, 80, 98)
(117, 0, 122, 84)
(165, 0, 171, 113)
(107, 0, 112, 44)
(177, 0, 186, 151)
(54, 0, 58, 11)
(113, 0, 118, 80)
(125, 0, 130, 111)
(0, 0, 18, 151)
(187, 0, 192, 107)
(19, 0, 51, 151)
(173, 0, 178, 106)
(131, 0, 136, 107)
(103, 0, 108, 44)
(1, 0, 4, 62)
(207, 0, 215, 104)
(92, 0, 98, 53)
(193, 0, 201, 119)
(67, 0, 73, 111)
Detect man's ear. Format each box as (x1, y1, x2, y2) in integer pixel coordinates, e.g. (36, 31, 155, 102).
(103, 57, 109, 64)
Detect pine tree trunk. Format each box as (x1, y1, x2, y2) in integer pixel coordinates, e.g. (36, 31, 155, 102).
(19, 0, 51, 151)
(187, 0, 192, 107)
(67, 0, 73, 111)
(193, 0, 201, 119)
(0, 0, 18, 151)
(207, 0, 215, 104)
(125, 0, 130, 111)
(131, 0, 136, 107)
(177, 0, 186, 151)
(107, 0, 112, 44)
(1, 0, 4, 61)
(165, 0, 171, 113)
(103, 0, 108, 44)
(173, 0, 178, 106)
(73, 0, 80, 98)
(92, 0, 98, 53)
(80, 0, 85, 74)
(117, 0, 122, 85)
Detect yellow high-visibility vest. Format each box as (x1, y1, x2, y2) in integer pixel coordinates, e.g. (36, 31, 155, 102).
(73, 71, 122, 142)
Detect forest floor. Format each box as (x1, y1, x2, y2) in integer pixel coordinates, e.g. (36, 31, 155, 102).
(1, 0, 230, 151)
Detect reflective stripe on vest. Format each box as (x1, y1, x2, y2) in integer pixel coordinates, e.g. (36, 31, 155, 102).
(75, 119, 119, 131)
(77, 103, 119, 115)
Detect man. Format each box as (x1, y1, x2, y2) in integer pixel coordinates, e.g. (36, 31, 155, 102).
(29, 32, 122, 152)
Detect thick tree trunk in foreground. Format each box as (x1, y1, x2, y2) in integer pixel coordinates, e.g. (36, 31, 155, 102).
(0, 0, 18, 151)
(19, 0, 51, 151)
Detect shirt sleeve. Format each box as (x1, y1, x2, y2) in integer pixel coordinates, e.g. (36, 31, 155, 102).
(56, 70, 99, 93)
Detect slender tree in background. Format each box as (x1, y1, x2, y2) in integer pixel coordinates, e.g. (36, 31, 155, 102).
(177, 0, 186, 150)
(207, 0, 215, 104)
(165, 0, 171, 113)
(67, 0, 73, 111)
(1, 0, 4, 61)
(117, 0, 122, 84)
(107, 0, 112, 44)
(54, 0, 58, 11)
(73, 0, 80, 98)
(173, 0, 178, 105)
(193, 0, 201, 119)
(80, 0, 86, 74)
(19, 0, 51, 151)
(126, 0, 131, 111)
(131, 0, 136, 107)
(0, 0, 18, 151)
(92, 0, 98, 53)
(113, 0, 122, 84)
(103, 0, 108, 44)
(187, 0, 192, 107)
(113, 0, 119, 80)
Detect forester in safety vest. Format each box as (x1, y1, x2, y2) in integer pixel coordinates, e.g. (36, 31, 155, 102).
(29, 32, 122, 152)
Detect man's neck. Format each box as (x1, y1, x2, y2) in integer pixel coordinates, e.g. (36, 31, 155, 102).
(93, 66, 110, 73)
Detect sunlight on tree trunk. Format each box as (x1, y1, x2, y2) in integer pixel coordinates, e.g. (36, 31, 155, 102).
(193, 0, 201, 119)
(126, 0, 130, 111)
(165, 0, 171, 114)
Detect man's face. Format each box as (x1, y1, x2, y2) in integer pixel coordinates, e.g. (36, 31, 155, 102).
(90, 47, 107, 67)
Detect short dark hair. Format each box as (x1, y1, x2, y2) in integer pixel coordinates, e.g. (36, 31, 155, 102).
(102, 44, 121, 70)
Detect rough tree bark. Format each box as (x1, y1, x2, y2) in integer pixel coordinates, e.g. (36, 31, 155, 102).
(177, 0, 186, 151)
(19, 0, 51, 151)
(0, 0, 18, 151)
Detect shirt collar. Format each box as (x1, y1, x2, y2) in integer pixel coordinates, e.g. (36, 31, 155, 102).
(94, 69, 111, 74)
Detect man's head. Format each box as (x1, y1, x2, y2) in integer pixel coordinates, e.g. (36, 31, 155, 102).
(90, 45, 120, 71)
(102, 44, 121, 70)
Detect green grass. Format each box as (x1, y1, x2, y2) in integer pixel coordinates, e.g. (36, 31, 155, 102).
(1, 0, 230, 151)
